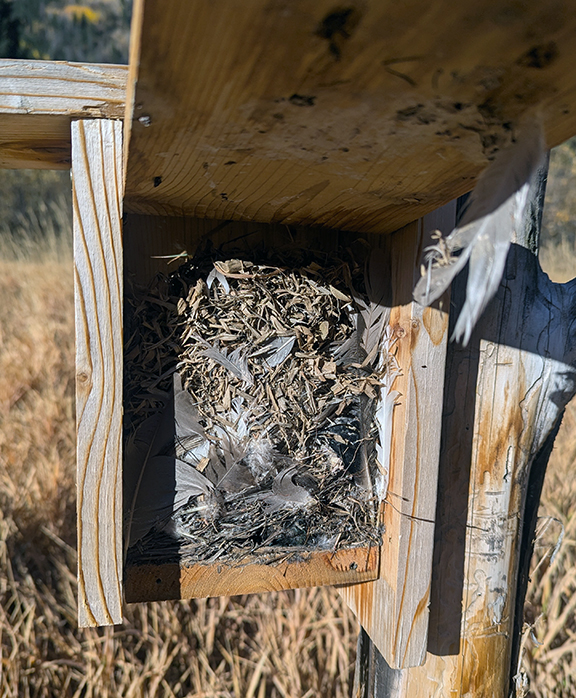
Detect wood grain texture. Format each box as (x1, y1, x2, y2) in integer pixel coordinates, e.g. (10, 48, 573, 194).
(354, 169, 576, 696)
(125, 547, 378, 603)
(122, 214, 344, 285)
(339, 202, 456, 668)
(124, 0, 576, 232)
(0, 60, 126, 168)
(73, 119, 124, 627)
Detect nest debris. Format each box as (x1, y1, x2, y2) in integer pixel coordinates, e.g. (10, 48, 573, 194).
(125, 248, 394, 567)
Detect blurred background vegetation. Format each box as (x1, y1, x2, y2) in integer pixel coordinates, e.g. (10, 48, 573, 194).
(0, 0, 131, 260)
(1, 2, 576, 696)
(0, 0, 131, 62)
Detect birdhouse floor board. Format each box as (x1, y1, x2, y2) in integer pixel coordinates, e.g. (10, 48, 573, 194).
(123, 236, 391, 589)
(125, 545, 379, 603)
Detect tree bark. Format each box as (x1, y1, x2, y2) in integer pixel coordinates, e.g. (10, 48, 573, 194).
(354, 162, 576, 697)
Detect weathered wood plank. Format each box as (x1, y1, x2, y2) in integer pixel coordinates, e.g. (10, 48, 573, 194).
(355, 166, 576, 695)
(0, 114, 71, 169)
(124, 0, 576, 232)
(125, 547, 378, 603)
(0, 60, 126, 168)
(0, 60, 126, 117)
(339, 202, 456, 668)
(72, 119, 124, 627)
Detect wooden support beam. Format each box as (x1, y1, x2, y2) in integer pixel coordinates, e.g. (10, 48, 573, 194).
(339, 202, 456, 668)
(354, 165, 576, 695)
(0, 60, 126, 168)
(72, 119, 124, 627)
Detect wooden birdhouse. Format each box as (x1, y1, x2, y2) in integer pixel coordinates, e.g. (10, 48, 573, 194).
(4, 1, 576, 691)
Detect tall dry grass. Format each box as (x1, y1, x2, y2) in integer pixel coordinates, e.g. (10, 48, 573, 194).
(521, 401, 576, 697)
(0, 232, 357, 697)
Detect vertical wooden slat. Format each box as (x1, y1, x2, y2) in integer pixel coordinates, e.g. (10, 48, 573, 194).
(72, 119, 124, 627)
(340, 202, 457, 668)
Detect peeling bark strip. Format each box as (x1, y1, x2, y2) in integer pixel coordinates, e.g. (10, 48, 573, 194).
(354, 165, 576, 695)
(72, 120, 124, 627)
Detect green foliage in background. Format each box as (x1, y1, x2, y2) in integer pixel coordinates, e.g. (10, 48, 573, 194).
(0, 0, 131, 255)
(0, 0, 29, 58)
(4, 0, 132, 63)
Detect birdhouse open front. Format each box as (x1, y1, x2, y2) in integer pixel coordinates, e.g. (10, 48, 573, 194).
(122, 218, 387, 603)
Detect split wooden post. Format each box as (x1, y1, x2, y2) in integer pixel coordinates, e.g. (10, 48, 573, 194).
(72, 119, 124, 627)
(354, 166, 576, 695)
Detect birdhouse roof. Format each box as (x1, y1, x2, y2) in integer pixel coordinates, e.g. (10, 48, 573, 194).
(122, 0, 576, 233)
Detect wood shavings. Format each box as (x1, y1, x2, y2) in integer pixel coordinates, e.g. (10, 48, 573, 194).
(124, 248, 393, 567)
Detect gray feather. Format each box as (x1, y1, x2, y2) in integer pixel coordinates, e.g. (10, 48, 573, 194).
(262, 466, 315, 513)
(200, 343, 254, 385)
(214, 441, 280, 493)
(414, 119, 545, 345)
(334, 250, 390, 367)
(128, 456, 215, 546)
(174, 372, 206, 440)
(126, 374, 214, 547)
(358, 250, 390, 361)
(217, 462, 256, 493)
(250, 335, 296, 368)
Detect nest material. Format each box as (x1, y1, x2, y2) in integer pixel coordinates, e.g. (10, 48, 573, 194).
(125, 250, 392, 567)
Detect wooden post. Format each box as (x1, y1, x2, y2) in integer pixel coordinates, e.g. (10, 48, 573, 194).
(72, 119, 124, 627)
(353, 164, 576, 695)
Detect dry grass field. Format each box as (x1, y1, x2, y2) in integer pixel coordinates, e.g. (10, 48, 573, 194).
(1, 180, 576, 696)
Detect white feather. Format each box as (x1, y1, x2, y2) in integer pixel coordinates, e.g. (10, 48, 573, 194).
(414, 118, 546, 345)
(375, 388, 399, 502)
(262, 466, 315, 512)
(374, 328, 400, 503)
(206, 265, 230, 293)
